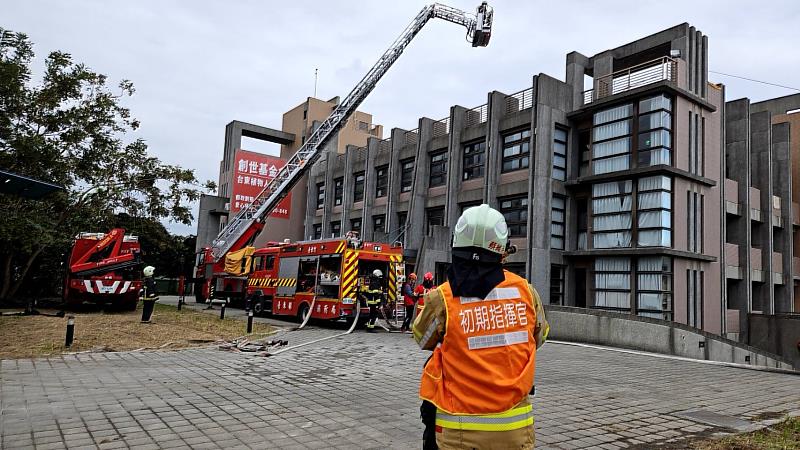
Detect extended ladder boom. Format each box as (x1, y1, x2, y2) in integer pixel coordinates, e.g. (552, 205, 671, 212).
(210, 2, 493, 262)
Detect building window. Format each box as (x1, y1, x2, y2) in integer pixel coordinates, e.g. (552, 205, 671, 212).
(400, 159, 414, 193)
(502, 129, 531, 173)
(397, 211, 408, 233)
(303, 109, 307, 120)
(333, 177, 344, 206)
(330, 221, 341, 237)
(353, 171, 365, 202)
(316, 182, 325, 209)
(592, 104, 633, 175)
(499, 195, 528, 237)
(375, 165, 388, 197)
(350, 218, 362, 233)
(550, 265, 564, 305)
(637, 176, 672, 247)
(312, 223, 322, 240)
(593, 257, 631, 312)
(462, 141, 485, 180)
(373, 215, 385, 233)
(687, 269, 704, 328)
(551, 195, 565, 249)
(553, 127, 567, 181)
(426, 207, 444, 234)
(637, 257, 672, 320)
(688, 191, 704, 253)
(688, 112, 704, 176)
(429, 150, 448, 187)
(592, 180, 632, 248)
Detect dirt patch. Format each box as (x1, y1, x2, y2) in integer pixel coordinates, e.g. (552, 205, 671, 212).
(689, 417, 799, 449)
(0, 303, 274, 359)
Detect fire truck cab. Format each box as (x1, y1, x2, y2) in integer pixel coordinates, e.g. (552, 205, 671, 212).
(246, 235, 404, 321)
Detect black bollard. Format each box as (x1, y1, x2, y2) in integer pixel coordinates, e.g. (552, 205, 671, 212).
(65, 315, 75, 348)
(247, 310, 254, 334)
(220, 302, 226, 320)
(177, 295, 183, 311)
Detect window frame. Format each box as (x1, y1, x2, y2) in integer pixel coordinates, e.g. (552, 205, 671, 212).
(499, 195, 528, 238)
(400, 158, 414, 193)
(372, 214, 385, 233)
(429, 150, 448, 187)
(315, 182, 325, 209)
(350, 217, 362, 233)
(353, 171, 365, 203)
(551, 195, 566, 249)
(333, 177, 344, 206)
(553, 127, 568, 181)
(462, 140, 486, 180)
(425, 207, 445, 235)
(501, 128, 531, 173)
(330, 221, 341, 238)
(375, 165, 389, 197)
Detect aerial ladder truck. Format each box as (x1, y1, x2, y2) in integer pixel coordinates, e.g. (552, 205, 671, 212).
(195, 2, 494, 303)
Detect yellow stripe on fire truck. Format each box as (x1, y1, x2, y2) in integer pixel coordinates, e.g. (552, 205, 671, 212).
(341, 250, 360, 299)
(248, 278, 295, 287)
(335, 241, 346, 254)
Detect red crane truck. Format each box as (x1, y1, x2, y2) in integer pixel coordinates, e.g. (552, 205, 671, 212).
(63, 228, 143, 310)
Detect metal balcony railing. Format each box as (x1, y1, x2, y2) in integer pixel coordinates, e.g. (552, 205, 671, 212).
(379, 138, 391, 152)
(466, 103, 488, 127)
(583, 56, 678, 105)
(433, 117, 450, 137)
(404, 129, 418, 146)
(505, 87, 533, 114)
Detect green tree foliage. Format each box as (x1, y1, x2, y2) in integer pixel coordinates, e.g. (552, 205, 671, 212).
(0, 29, 214, 301)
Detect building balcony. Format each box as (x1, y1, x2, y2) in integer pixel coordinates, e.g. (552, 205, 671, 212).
(751, 247, 764, 282)
(583, 56, 678, 105)
(793, 257, 800, 279)
(749, 187, 762, 222)
(724, 243, 742, 280)
(772, 195, 782, 228)
(793, 202, 800, 227)
(724, 178, 741, 216)
(773, 251, 784, 285)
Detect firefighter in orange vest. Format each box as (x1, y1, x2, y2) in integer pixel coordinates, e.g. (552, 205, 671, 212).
(412, 204, 549, 450)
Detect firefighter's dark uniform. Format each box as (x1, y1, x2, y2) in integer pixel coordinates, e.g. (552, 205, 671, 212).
(361, 275, 384, 331)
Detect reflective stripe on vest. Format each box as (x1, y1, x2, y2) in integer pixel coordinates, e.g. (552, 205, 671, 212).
(435, 404, 534, 431)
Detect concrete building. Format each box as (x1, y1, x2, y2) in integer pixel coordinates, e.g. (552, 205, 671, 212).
(723, 93, 800, 345)
(306, 24, 732, 335)
(198, 23, 799, 353)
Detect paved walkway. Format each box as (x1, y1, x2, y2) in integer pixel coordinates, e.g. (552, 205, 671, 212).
(1, 307, 799, 449)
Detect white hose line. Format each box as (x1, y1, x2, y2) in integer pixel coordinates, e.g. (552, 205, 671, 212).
(267, 299, 362, 356)
(295, 296, 317, 330)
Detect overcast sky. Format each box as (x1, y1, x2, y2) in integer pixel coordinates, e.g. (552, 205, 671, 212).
(5, 0, 799, 235)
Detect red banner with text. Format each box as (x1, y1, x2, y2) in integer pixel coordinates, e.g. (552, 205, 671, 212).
(231, 149, 291, 219)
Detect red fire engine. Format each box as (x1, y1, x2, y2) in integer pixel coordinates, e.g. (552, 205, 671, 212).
(63, 228, 143, 310)
(245, 236, 404, 321)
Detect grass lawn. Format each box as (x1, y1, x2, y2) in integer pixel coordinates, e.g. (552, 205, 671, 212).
(0, 303, 274, 359)
(692, 416, 800, 450)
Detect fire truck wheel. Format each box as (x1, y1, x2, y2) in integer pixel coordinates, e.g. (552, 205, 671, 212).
(252, 298, 264, 316)
(297, 303, 310, 323)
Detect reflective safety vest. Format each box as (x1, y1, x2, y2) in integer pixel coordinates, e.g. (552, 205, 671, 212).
(419, 271, 537, 422)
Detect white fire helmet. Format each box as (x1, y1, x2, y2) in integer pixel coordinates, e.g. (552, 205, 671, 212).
(453, 204, 508, 255)
(372, 269, 383, 278)
(143, 266, 155, 277)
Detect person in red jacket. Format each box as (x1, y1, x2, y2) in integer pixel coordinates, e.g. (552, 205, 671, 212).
(400, 273, 418, 332)
(414, 272, 435, 315)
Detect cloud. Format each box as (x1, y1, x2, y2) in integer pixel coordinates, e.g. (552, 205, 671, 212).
(4, 0, 799, 236)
